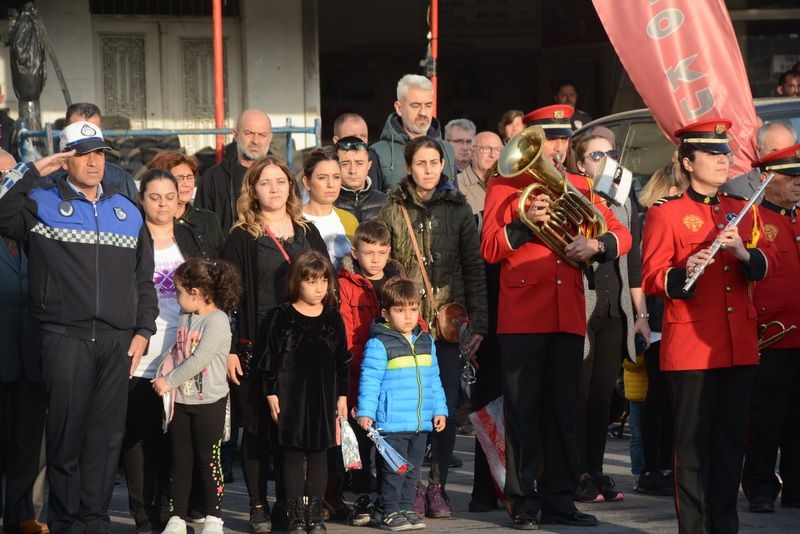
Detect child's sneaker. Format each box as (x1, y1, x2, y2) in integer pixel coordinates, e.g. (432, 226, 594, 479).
(595, 474, 624, 502)
(402, 510, 427, 530)
(350, 495, 374, 526)
(380, 512, 414, 532)
(162, 516, 187, 534)
(200, 516, 224, 534)
(575, 473, 604, 503)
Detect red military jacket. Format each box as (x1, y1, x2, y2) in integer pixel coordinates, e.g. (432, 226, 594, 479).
(481, 171, 633, 336)
(753, 199, 800, 349)
(641, 188, 777, 371)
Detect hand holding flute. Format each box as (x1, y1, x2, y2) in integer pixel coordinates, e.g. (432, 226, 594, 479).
(683, 173, 774, 292)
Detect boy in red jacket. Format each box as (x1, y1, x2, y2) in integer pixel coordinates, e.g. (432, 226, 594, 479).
(338, 221, 407, 525)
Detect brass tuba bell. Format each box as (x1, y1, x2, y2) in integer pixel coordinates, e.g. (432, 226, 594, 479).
(497, 126, 607, 267)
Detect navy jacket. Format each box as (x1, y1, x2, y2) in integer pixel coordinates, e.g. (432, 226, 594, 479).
(0, 163, 157, 340)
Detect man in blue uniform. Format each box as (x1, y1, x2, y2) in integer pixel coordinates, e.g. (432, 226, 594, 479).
(0, 121, 158, 534)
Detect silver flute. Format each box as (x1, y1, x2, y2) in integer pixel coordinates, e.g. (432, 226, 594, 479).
(682, 173, 774, 292)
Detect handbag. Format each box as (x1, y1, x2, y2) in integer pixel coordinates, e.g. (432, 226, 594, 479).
(399, 204, 468, 343)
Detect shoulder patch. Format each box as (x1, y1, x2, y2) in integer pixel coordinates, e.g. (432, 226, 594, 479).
(721, 191, 748, 201)
(652, 193, 683, 206)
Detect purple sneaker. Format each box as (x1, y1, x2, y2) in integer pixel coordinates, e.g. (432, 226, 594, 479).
(425, 484, 452, 519)
(411, 484, 427, 517)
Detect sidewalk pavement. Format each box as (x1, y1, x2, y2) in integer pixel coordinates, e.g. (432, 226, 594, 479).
(105, 433, 800, 533)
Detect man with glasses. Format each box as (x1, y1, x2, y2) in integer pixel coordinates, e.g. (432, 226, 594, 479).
(457, 131, 503, 216)
(196, 109, 273, 232)
(333, 136, 388, 222)
(445, 119, 476, 174)
(369, 74, 457, 192)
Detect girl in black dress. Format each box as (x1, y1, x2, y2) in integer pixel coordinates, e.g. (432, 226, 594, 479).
(262, 250, 352, 534)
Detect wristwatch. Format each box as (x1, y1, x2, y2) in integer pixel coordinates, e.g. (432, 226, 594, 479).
(636, 313, 650, 319)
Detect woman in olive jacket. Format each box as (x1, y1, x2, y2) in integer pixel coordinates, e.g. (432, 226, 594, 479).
(378, 136, 488, 518)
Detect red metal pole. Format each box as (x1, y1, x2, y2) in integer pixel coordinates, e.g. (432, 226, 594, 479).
(430, 0, 439, 116)
(213, 0, 224, 163)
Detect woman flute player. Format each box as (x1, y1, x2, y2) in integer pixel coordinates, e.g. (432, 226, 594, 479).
(641, 118, 778, 534)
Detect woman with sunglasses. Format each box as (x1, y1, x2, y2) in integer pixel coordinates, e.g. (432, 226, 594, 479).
(570, 134, 651, 504)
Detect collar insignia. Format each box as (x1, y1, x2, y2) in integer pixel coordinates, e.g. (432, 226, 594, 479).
(682, 214, 704, 232)
(58, 201, 73, 217)
(703, 196, 711, 204)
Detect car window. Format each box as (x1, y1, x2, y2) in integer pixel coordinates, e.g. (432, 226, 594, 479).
(619, 121, 674, 195)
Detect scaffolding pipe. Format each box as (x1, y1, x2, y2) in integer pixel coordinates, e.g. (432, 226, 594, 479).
(213, 0, 225, 163)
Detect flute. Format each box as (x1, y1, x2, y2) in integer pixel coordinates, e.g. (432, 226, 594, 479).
(682, 173, 774, 292)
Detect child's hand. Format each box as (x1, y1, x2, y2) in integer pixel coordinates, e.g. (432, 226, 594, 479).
(336, 396, 348, 418)
(358, 416, 373, 431)
(433, 415, 446, 432)
(151, 377, 171, 396)
(266, 395, 280, 423)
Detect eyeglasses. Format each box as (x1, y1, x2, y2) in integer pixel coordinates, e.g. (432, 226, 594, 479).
(474, 146, 503, 155)
(336, 140, 368, 151)
(174, 174, 196, 182)
(448, 139, 473, 145)
(587, 150, 619, 162)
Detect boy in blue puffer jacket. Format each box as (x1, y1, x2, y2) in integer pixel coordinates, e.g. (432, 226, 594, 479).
(357, 277, 447, 532)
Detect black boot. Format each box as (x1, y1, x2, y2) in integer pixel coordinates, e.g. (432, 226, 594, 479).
(286, 497, 307, 534)
(307, 497, 327, 534)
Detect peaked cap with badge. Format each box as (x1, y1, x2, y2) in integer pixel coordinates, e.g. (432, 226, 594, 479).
(60, 121, 110, 155)
(674, 118, 732, 154)
(753, 143, 800, 176)
(522, 104, 575, 139)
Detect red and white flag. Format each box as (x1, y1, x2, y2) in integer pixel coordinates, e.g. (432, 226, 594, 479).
(593, 0, 758, 176)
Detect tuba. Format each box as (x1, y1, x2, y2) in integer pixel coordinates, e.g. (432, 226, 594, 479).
(497, 125, 607, 267)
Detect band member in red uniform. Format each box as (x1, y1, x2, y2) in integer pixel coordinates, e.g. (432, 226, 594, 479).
(641, 119, 777, 534)
(482, 104, 632, 529)
(742, 144, 800, 513)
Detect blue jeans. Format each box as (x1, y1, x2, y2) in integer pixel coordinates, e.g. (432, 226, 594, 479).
(380, 432, 427, 515)
(628, 401, 644, 476)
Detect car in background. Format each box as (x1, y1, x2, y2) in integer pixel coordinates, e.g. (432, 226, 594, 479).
(575, 98, 800, 195)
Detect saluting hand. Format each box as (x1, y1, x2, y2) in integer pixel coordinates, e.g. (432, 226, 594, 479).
(32, 150, 75, 176)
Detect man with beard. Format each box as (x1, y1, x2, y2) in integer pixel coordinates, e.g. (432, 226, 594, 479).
(369, 74, 457, 192)
(196, 109, 273, 231)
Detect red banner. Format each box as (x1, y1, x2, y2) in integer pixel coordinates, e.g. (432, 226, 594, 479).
(593, 0, 758, 176)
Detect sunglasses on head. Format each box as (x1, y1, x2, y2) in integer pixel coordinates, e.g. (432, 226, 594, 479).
(336, 140, 368, 151)
(587, 150, 619, 162)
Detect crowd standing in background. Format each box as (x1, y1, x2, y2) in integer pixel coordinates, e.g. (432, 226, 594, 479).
(0, 64, 799, 534)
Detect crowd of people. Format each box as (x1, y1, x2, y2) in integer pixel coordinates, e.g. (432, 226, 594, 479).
(0, 67, 799, 534)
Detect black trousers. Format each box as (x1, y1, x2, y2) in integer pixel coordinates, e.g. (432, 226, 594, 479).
(576, 314, 624, 475)
(122, 377, 169, 525)
(0, 374, 47, 524)
(428, 340, 460, 487)
(500, 333, 583, 516)
(642, 340, 674, 473)
(742, 347, 800, 504)
(167, 397, 227, 518)
(41, 330, 131, 534)
(669, 366, 755, 534)
(283, 447, 327, 499)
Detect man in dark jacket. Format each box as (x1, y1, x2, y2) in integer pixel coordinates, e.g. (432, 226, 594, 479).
(369, 74, 457, 192)
(196, 109, 272, 232)
(0, 121, 158, 534)
(334, 136, 388, 222)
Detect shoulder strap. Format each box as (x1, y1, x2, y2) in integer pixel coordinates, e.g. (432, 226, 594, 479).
(399, 204, 437, 310)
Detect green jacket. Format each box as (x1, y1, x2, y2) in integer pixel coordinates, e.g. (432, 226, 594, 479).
(378, 177, 488, 338)
(369, 114, 458, 193)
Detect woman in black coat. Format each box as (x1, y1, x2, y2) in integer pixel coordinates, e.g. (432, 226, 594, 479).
(221, 156, 326, 532)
